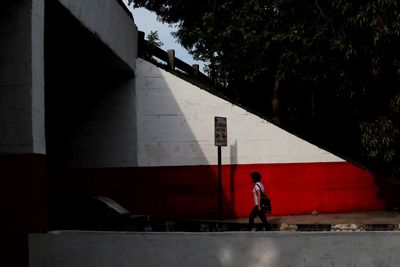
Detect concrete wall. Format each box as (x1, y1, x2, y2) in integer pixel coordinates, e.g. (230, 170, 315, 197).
(0, 1, 139, 265)
(30, 231, 400, 267)
(0, 3, 47, 265)
(135, 59, 343, 167)
(46, 77, 138, 168)
(44, 0, 138, 168)
(0, 0, 45, 154)
(43, 54, 384, 219)
(32, 0, 46, 154)
(69, 78, 137, 168)
(0, 0, 137, 157)
(57, 0, 137, 71)
(129, 59, 384, 217)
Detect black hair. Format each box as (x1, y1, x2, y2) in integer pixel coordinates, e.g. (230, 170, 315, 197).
(251, 171, 262, 182)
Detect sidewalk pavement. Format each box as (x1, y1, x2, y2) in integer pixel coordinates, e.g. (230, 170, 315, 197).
(152, 211, 400, 231)
(222, 210, 400, 231)
(230, 210, 400, 225)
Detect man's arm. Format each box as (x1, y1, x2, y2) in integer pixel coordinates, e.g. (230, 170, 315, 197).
(256, 189, 261, 210)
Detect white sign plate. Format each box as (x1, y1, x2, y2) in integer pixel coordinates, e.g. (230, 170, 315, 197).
(214, 117, 227, 146)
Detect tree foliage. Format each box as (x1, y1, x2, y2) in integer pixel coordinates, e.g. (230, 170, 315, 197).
(360, 95, 400, 181)
(146, 30, 164, 47)
(131, 0, 400, 181)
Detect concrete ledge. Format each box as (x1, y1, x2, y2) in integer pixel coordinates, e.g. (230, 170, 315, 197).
(30, 231, 400, 266)
(57, 0, 137, 71)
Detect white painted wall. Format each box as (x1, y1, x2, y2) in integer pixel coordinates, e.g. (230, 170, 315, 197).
(30, 231, 400, 267)
(57, 0, 138, 71)
(135, 59, 344, 167)
(0, 0, 45, 154)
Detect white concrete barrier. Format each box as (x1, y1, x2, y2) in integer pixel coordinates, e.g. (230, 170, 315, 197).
(30, 231, 400, 266)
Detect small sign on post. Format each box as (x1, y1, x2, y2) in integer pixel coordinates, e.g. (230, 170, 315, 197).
(214, 117, 227, 147)
(214, 116, 227, 218)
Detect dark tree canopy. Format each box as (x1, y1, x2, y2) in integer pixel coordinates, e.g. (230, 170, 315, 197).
(131, 0, 400, 181)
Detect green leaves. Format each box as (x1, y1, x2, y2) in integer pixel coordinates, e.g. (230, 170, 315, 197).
(360, 95, 400, 180)
(146, 31, 164, 47)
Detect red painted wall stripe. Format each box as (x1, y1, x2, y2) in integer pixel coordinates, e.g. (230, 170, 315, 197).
(49, 162, 388, 219)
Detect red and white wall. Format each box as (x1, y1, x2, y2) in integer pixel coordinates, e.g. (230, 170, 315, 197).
(134, 58, 384, 217)
(0, 0, 387, 237)
(0, 1, 138, 264)
(0, 1, 394, 263)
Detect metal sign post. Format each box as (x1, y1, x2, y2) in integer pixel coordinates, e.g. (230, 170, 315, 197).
(214, 117, 227, 218)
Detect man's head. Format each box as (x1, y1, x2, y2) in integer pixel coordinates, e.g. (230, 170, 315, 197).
(251, 171, 262, 183)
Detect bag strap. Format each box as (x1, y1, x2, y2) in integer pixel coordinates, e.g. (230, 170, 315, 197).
(256, 183, 266, 196)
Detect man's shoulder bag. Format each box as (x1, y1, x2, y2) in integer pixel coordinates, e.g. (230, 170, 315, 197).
(257, 184, 272, 213)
